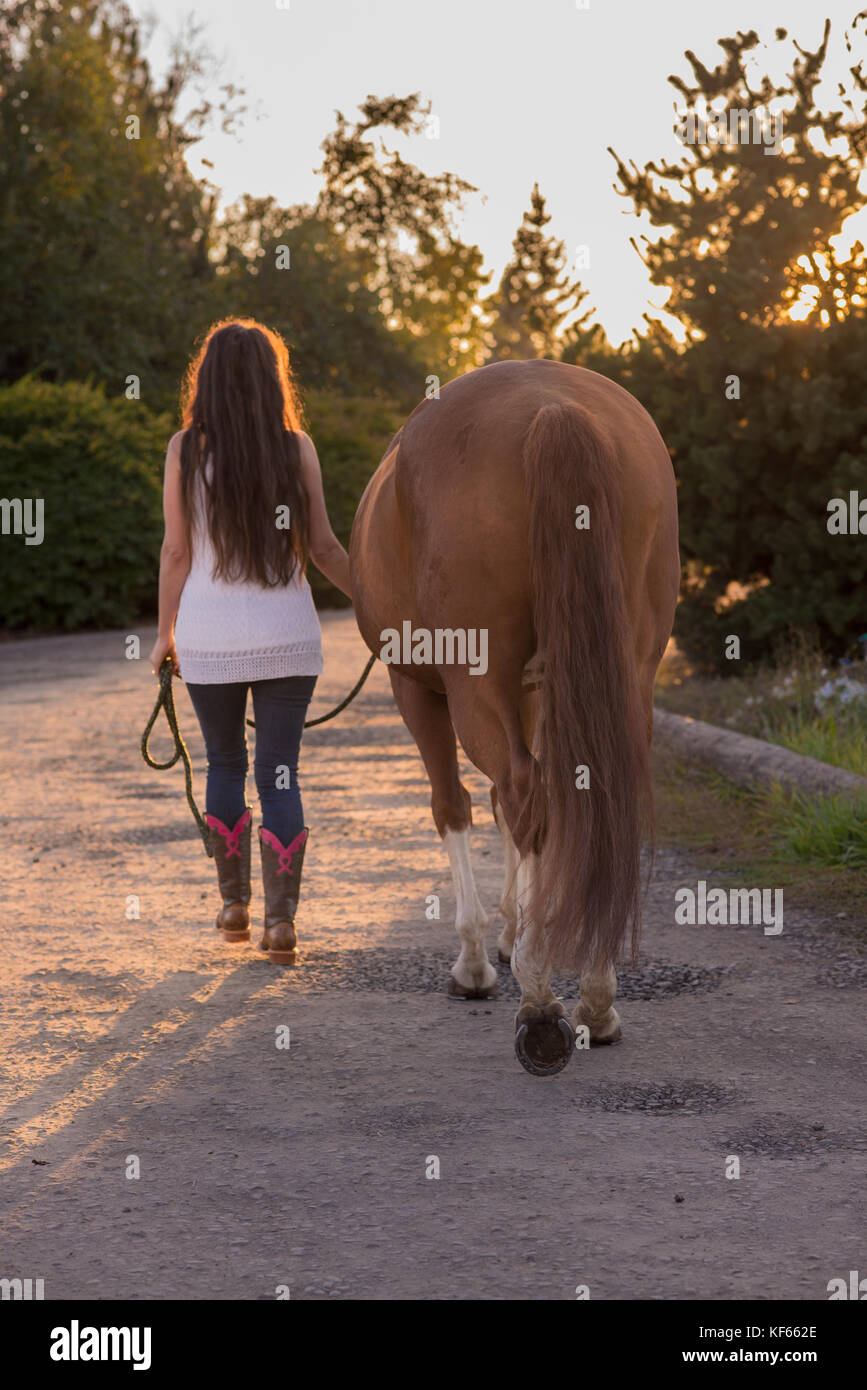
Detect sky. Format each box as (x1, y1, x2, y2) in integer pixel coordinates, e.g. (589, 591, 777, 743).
(134, 0, 867, 344)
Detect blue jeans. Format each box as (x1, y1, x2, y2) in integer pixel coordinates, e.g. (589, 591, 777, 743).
(185, 676, 317, 845)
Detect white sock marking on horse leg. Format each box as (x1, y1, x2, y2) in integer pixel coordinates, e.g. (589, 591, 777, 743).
(511, 851, 558, 1011)
(492, 797, 519, 958)
(573, 963, 621, 1042)
(443, 827, 496, 994)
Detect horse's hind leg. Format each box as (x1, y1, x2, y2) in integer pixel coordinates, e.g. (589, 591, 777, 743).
(510, 850, 575, 1075)
(448, 682, 573, 1073)
(490, 786, 519, 963)
(573, 964, 622, 1044)
(388, 668, 497, 999)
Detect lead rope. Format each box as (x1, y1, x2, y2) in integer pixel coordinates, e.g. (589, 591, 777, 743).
(141, 652, 378, 854)
(246, 652, 376, 730)
(141, 657, 212, 856)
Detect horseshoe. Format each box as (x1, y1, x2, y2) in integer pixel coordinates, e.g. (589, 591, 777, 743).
(514, 1016, 575, 1077)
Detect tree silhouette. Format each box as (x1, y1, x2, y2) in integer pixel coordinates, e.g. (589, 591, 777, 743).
(483, 184, 591, 361)
(316, 94, 488, 374)
(610, 21, 867, 338)
(606, 19, 867, 668)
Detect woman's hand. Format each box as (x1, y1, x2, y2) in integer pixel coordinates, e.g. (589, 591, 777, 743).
(149, 633, 180, 676)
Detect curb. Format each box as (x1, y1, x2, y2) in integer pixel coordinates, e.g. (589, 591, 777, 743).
(652, 707, 867, 802)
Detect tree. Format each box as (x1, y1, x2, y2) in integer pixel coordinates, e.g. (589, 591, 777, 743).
(483, 184, 592, 361)
(609, 21, 867, 337)
(0, 0, 236, 410)
(603, 20, 867, 670)
(316, 94, 489, 375)
(214, 197, 420, 403)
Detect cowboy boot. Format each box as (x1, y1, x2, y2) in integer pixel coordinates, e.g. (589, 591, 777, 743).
(259, 826, 308, 965)
(206, 809, 252, 941)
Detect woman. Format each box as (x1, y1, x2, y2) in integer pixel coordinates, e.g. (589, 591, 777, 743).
(149, 318, 351, 963)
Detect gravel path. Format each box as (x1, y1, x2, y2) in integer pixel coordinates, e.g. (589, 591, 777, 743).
(1, 613, 865, 1300)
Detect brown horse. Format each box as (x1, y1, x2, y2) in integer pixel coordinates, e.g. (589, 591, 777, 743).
(349, 359, 679, 1075)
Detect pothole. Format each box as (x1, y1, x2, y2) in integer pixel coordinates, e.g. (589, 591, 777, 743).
(723, 1120, 867, 1158)
(575, 1080, 738, 1115)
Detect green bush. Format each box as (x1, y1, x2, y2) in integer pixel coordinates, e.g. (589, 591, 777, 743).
(0, 375, 406, 631)
(0, 376, 171, 631)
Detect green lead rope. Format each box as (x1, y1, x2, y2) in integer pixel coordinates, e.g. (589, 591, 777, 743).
(246, 652, 377, 730)
(141, 652, 378, 855)
(141, 657, 213, 856)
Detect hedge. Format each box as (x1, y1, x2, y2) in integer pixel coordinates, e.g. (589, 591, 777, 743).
(0, 376, 405, 631)
(0, 376, 171, 630)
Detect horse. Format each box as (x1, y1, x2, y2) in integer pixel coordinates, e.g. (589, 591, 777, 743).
(349, 359, 679, 1076)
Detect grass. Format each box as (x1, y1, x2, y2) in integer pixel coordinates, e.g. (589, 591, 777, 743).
(773, 786, 867, 869)
(770, 710, 867, 777)
(655, 632, 867, 777)
(651, 746, 867, 937)
(651, 634, 867, 936)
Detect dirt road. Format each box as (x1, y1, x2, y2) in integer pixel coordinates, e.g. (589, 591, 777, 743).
(1, 613, 865, 1300)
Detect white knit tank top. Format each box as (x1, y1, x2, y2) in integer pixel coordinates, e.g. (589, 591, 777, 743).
(174, 455, 323, 685)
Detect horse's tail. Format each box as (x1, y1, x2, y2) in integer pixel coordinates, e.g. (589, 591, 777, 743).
(522, 401, 652, 973)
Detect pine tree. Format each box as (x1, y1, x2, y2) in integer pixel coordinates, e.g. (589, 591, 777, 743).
(483, 184, 591, 362)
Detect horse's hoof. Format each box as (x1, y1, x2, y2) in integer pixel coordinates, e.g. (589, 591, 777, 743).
(514, 1016, 575, 1077)
(448, 976, 498, 1001)
(572, 1004, 622, 1045)
(591, 1023, 621, 1045)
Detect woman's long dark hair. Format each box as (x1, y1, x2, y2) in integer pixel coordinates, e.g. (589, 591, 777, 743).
(179, 318, 310, 586)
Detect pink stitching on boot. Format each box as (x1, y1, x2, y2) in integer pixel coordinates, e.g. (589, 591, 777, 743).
(260, 827, 308, 874)
(206, 808, 251, 857)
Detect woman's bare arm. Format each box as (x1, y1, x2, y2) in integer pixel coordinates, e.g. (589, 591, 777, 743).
(297, 431, 352, 599)
(149, 431, 191, 673)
